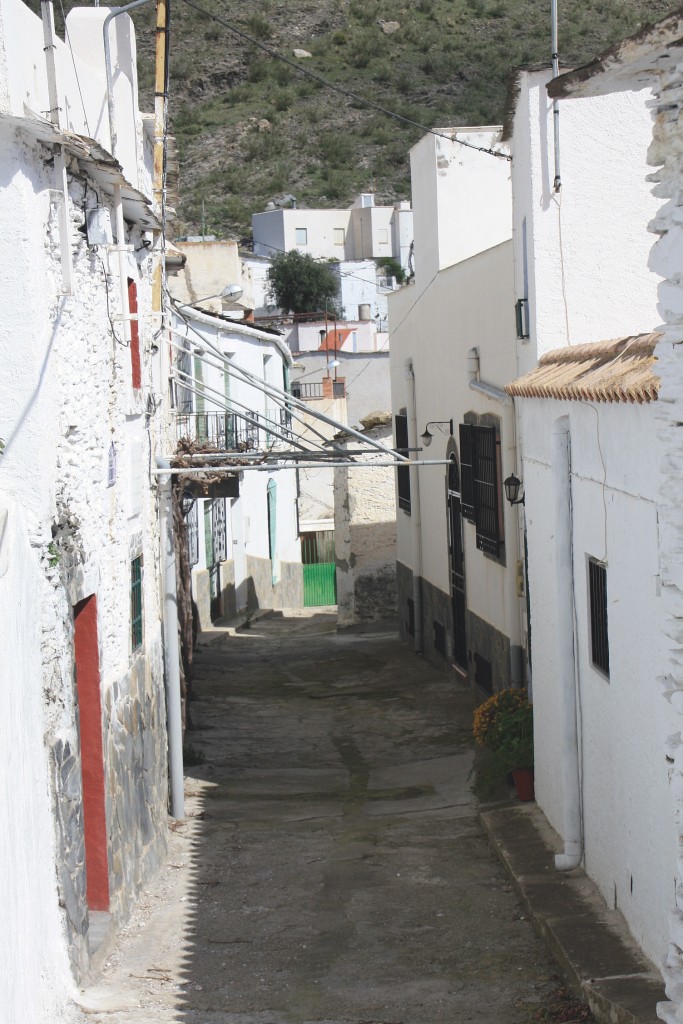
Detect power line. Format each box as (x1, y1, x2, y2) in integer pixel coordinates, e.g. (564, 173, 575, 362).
(178, 0, 511, 162)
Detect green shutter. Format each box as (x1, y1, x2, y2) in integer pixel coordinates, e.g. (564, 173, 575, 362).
(267, 479, 277, 584)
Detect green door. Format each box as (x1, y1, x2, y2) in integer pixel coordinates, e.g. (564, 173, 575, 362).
(301, 531, 337, 607)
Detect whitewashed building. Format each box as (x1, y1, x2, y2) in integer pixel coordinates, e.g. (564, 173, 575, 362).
(253, 193, 413, 272)
(504, 65, 675, 977)
(388, 127, 522, 685)
(170, 305, 302, 625)
(540, 17, 683, 1021)
(0, 0, 169, 1017)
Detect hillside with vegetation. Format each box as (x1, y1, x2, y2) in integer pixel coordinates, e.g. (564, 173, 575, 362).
(42, 0, 677, 240)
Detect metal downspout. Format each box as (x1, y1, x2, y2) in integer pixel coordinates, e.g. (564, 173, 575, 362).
(551, 0, 562, 192)
(404, 359, 424, 654)
(157, 458, 185, 820)
(552, 420, 582, 870)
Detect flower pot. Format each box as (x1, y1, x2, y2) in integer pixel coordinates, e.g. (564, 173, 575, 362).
(511, 768, 535, 802)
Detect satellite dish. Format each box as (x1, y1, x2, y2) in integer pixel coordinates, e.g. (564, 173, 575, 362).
(221, 284, 243, 301)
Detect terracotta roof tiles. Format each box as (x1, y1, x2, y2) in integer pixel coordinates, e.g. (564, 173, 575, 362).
(505, 333, 661, 404)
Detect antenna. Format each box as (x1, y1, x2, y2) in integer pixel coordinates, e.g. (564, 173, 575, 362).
(551, 0, 561, 192)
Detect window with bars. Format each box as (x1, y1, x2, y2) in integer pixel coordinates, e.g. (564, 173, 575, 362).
(395, 413, 411, 514)
(130, 555, 143, 651)
(588, 558, 609, 677)
(459, 422, 504, 557)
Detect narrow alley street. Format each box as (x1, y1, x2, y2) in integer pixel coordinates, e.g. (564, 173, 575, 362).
(80, 611, 560, 1024)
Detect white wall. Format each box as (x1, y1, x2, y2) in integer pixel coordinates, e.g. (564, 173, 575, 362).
(0, 505, 79, 1023)
(511, 70, 660, 374)
(173, 309, 300, 605)
(409, 128, 511, 295)
(390, 242, 518, 635)
(519, 396, 677, 966)
(252, 201, 413, 266)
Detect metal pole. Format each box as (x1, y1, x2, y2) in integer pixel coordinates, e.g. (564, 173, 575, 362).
(551, 0, 561, 192)
(157, 458, 185, 820)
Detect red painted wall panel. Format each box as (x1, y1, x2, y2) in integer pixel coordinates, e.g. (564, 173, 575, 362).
(74, 595, 109, 912)
(128, 278, 141, 390)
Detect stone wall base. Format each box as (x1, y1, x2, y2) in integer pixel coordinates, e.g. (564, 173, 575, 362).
(396, 560, 515, 694)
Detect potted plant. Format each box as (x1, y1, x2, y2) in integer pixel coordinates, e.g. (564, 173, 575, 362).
(473, 689, 535, 801)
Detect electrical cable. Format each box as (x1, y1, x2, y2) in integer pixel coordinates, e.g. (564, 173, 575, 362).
(178, 0, 511, 162)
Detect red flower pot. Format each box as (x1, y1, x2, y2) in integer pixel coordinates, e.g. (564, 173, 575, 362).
(511, 768, 535, 802)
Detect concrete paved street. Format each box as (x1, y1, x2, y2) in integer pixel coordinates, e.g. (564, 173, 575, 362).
(80, 610, 561, 1024)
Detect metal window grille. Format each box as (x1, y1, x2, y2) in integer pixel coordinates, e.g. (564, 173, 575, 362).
(473, 425, 502, 557)
(130, 555, 143, 651)
(395, 413, 411, 513)
(212, 498, 227, 563)
(589, 558, 610, 676)
(186, 500, 199, 567)
(460, 423, 503, 557)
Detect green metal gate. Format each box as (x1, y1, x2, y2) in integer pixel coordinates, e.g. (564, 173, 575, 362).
(301, 531, 337, 607)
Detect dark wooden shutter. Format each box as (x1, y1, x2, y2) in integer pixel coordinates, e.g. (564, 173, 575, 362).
(473, 424, 501, 557)
(395, 414, 411, 513)
(459, 424, 475, 520)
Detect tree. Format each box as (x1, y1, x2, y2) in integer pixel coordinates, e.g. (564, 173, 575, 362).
(267, 250, 342, 316)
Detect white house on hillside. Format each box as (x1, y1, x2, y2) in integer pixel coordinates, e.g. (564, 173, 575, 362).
(388, 127, 521, 686)
(253, 193, 413, 272)
(504, 66, 675, 975)
(170, 305, 302, 625)
(0, 0, 169, 1017)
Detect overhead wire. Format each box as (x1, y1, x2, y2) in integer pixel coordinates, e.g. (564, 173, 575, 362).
(177, 0, 511, 162)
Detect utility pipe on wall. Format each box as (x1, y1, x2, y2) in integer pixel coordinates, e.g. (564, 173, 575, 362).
(467, 347, 512, 406)
(103, 0, 152, 345)
(551, 0, 562, 192)
(404, 359, 424, 654)
(41, 0, 73, 294)
(552, 419, 582, 870)
(157, 458, 185, 820)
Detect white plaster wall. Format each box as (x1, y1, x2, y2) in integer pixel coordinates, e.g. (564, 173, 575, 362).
(335, 259, 391, 324)
(389, 241, 521, 643)
(174, 310, 300, 582)
(0, 1, 166, 963)
(409, 128, 511, 294)
(169, 240, 252, 315)
(288, 319, 378, 354)
(253, 208, 351, 260)
(0, 0, 144, 186)
(511, 70, 660, 374)
(0, 504, 79, 1023)
(520, 396, 677, 965)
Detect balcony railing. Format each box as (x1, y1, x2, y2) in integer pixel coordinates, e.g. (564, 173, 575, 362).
(176, 409, 293, 451)
(291, 382, 323, 400)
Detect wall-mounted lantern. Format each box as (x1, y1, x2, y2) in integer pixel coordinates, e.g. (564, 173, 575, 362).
(420, 419, 453, 448)
(180, 489, 196, 517)
(515, 298, 530, 340)
(504, 474, 525, 506)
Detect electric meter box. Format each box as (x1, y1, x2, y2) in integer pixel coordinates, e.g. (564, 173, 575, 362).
(86, 207, 113, 246)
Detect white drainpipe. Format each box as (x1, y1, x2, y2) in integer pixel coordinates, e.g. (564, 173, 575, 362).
(552, 419, 582, 870)
(41, 0, 73, 295)
(404, 359, 423, 654)
(157, 458, 185, 820)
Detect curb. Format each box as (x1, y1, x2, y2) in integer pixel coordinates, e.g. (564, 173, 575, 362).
(480, 803, 664, 1024)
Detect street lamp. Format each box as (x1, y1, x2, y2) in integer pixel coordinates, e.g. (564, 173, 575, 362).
(176, 283, 244, 310)
(503, 474, 525, 506)
(420, 419, 453, 448)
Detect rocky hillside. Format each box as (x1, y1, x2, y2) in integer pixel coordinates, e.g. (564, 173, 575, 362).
(44, 0, 677, 240)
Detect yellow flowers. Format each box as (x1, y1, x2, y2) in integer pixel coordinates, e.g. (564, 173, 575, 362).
(473, 688, 530, 748)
